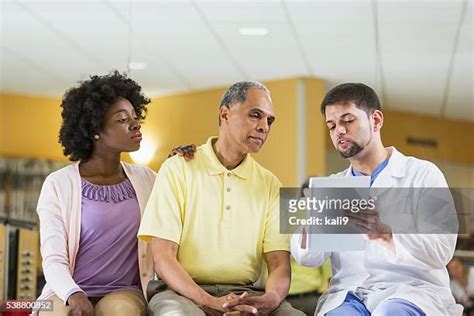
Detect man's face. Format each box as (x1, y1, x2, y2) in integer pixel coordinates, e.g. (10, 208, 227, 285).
(325, 102, 374, 159)
(221, 88, 275, 154)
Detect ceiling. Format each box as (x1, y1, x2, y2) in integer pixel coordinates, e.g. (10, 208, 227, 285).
(1, 0, 472, 121)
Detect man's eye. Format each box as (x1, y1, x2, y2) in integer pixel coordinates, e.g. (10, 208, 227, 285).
(328, 126, 335, 130)
(250, 113, 261, 119)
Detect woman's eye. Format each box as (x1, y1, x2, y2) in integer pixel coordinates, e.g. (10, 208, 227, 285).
(117, 118, 128, 123)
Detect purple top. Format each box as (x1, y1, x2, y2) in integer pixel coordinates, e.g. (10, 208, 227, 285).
(72, 178, 142, 297)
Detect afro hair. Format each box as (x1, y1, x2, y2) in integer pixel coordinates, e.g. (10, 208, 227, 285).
(59, 71, 150, 161)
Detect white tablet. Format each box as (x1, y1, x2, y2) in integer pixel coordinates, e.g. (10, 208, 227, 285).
(307, 176, 370, 252)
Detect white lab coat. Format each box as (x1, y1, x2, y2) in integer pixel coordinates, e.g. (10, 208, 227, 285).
(291, 147, 463, 316)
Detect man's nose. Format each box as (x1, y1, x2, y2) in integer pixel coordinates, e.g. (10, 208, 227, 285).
(336, 125, 346, 135)
(256, 119, 269, 133)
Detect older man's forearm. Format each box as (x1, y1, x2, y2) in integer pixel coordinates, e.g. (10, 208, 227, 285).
(151, 238, 214, 308)
(265, 264, 291, 303)
(264, 251, 292, 305)
(153, 254, 212, 305)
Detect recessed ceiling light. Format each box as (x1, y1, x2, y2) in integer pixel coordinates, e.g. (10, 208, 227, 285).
(128, 62, 147, 70)
(238, 27, 269, 36)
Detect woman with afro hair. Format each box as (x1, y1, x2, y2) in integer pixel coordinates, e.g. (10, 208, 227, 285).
(35, 71, 156, 316)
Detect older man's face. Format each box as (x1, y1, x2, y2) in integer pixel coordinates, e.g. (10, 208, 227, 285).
(223, 88, 275, 154)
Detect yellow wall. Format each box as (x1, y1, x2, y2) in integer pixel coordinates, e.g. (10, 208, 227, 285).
(0, 94, 65, 161)
(305, 78, 326, 177)
(382, 110, 474, 165)
(0, 95, 4, 149)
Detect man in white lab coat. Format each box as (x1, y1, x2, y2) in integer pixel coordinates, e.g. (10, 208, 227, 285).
(291, 83, 463, 315)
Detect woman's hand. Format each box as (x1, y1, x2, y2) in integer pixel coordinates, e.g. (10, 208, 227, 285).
(67, 292, 94, 316)
(168, 144, 197, 161)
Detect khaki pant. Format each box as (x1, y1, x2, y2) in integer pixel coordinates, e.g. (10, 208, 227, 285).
(148, 281, 305, 316)
(40, 290, 147, 316)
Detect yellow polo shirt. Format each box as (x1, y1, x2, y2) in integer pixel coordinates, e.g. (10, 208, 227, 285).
(138, 137, 289, 285)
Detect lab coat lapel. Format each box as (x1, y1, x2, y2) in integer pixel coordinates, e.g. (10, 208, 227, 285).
(370, 147, 406, 197)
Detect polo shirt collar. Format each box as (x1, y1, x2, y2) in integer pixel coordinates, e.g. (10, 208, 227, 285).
(202, 137, 252, 179)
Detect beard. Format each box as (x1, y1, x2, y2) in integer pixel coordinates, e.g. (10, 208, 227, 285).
(338, 141, 364, 159)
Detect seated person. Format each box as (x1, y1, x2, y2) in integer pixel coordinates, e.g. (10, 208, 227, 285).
(292, 83, 462, 315)
(138, 81, 304, 315)
(36, 72, 155, 316)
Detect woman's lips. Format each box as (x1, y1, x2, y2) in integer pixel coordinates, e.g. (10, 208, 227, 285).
(132, 132, 142, 142)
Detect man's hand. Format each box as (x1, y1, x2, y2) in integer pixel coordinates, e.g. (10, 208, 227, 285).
(201, 293, 257, 315)
(222, 291, 279, 315)
(67, 292, 94, 316)
(168, 144, 197, 160)
(343, 207, 395, 251)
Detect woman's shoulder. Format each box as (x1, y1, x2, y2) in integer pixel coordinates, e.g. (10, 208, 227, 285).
(45, 163, 78, 183)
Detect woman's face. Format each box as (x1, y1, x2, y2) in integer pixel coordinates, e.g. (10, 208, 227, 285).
(95, 97, 142, 154)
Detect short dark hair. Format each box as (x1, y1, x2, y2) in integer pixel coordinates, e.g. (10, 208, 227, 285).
(218, 81, 269, 125)
(320, 83, 381, 115)
(59, 70, 150, 161)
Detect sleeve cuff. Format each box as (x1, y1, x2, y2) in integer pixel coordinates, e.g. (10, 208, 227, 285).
(64, 288, 84, 305)
(138, 230, 181, 245)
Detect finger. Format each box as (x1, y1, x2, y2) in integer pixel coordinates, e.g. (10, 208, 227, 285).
(223, 298, 243, 309)
(168, 150, 180, 158)
(223, 298, 244, 309)
(345, 214, 371, 227)
(223, 311, 241, 316)
(348, 219, 372, 233)
(230, 304, 258, 315)
(226, 294, 237, 301)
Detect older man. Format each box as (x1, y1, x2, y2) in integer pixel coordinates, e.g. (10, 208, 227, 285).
(139, 81, 303, 315)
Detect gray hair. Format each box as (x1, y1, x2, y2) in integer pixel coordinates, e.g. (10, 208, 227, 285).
(219, 81, 269, 109)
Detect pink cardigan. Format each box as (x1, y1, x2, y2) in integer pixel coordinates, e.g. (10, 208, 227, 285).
(36, 162, 156, 305)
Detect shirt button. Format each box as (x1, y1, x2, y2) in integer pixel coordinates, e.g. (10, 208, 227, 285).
(226, 205, 231, 210)
(226, 187, 231, 192)
(142, 272, 147, 277)
(227, 172, 232, 177)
